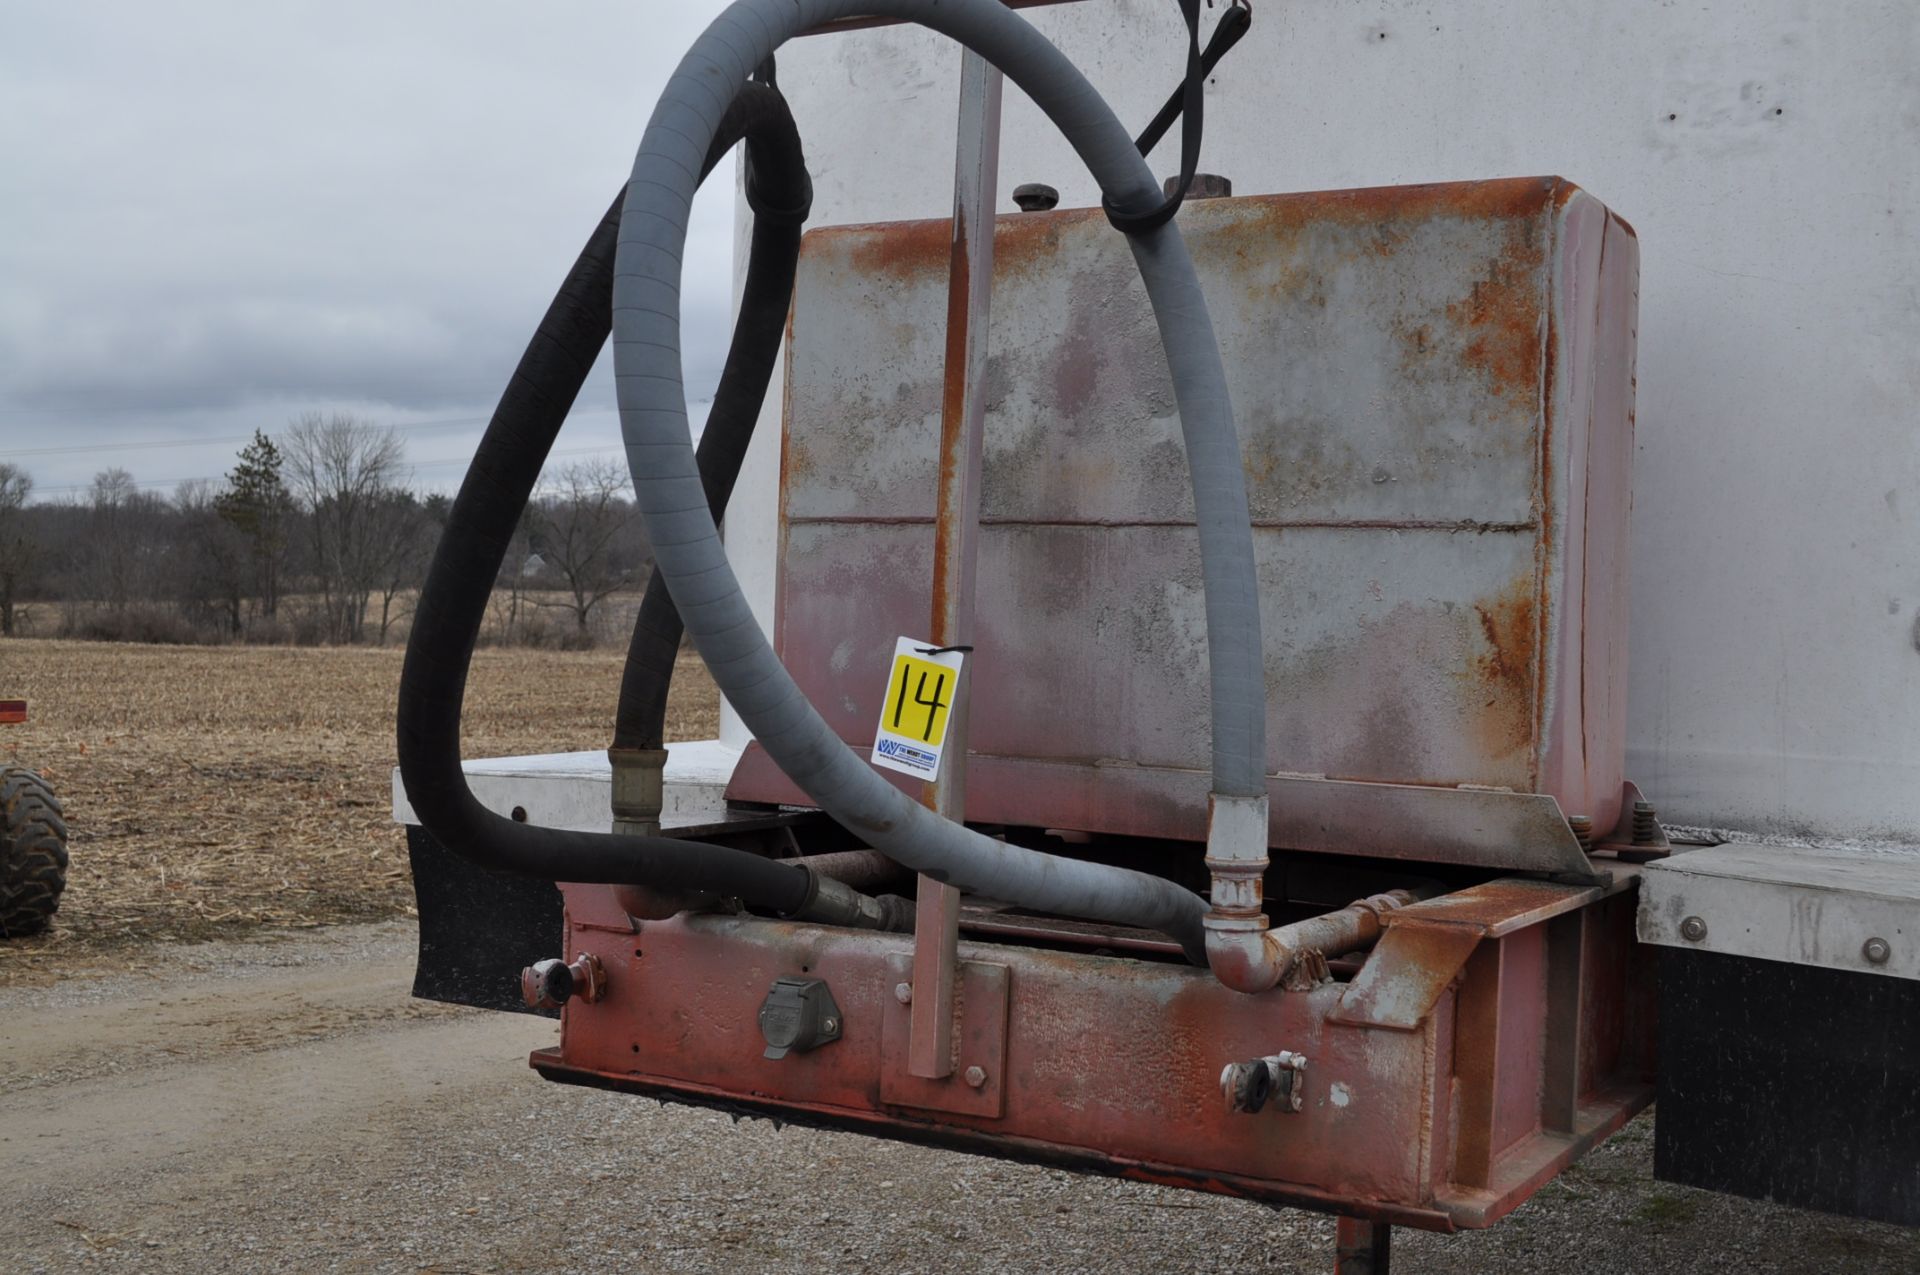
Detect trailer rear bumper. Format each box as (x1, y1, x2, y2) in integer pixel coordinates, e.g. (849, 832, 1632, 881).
(1640, 842, 1920, 1225)
(531, 874, 1653, 1230)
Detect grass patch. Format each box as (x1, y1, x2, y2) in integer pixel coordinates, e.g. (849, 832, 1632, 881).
(1632, 1187, 1702, 1227)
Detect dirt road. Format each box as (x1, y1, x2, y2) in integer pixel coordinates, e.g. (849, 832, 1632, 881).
(3, 922, 1914, 1274)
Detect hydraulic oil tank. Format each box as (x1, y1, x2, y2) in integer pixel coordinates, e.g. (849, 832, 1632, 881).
(729, 177, 1639, 873)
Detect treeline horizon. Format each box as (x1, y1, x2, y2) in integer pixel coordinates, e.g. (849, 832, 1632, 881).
(0, 413, 652, 649)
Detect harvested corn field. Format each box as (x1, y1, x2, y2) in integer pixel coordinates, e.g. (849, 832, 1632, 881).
(0, 638, 718, 969)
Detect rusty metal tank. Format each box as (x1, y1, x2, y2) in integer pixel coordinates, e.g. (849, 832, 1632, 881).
(730, 176, 1640, 874)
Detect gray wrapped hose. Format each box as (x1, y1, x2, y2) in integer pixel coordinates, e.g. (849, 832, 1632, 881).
(614, 0, 1268, 958)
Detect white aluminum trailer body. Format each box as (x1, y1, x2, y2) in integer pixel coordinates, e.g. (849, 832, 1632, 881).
(719, 0, 1920, 853)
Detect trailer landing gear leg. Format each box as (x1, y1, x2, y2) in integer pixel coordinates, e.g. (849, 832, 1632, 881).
(1334, 1216, 1390, 1274)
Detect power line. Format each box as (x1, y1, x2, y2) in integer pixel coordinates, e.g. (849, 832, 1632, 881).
(0, 413, 520, 460)
(0, 377, 574, 415)
(28, 444, 628, 497)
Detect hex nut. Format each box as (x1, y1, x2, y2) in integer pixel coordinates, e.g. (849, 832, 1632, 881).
(1166, 172, 1233, 199)
(964, 1065, 987, 1088)
(1863, 937, 1892, 965)
(894, 982, 913, 1004)
(1679, 915, 1708, 943)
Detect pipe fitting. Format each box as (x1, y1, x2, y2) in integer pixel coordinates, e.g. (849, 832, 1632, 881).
(608, 746, 669, 836)
(783, 867, 913, 932)
(1221, 1051, 1307, 1114)
(1202, 792, 1286, 992)
(521, 952, 606, 1010)
(1204, 789, 1417, 993)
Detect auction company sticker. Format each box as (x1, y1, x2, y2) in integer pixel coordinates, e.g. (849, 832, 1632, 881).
(871, 636, 966, 781)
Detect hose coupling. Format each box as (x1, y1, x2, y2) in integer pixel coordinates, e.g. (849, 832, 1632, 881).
(608, 746, 669, 836)
(783, 867, 913, 932)
(1354, 891, 1415, 923)
(1202, 791, 1271, 909)
(521, 952, 607, 1011)
(1221, 1051, 1307, 1114)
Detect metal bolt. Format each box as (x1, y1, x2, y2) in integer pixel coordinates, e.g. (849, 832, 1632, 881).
(822, 1017, 839, 1034)
(1011, 182, 1058, 212)
(894, 982, 913, 1004)
(1631, 801, 1660, 846)
(1680, 916, 1708, 943)
(1863, 937, 1892, 965)
(1568, 815, 1595, 853)
(964, 1065, 987, 1088)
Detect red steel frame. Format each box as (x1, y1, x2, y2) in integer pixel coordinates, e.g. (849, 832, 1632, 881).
(535, 872, 1654, 1230)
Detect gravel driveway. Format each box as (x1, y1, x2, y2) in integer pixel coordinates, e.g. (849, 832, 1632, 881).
(3, 922, 1913, 1273)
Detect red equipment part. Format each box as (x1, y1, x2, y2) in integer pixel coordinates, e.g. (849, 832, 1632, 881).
(532, 874, 1653, 1231)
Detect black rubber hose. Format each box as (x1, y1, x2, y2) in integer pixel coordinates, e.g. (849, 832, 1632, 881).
(396, 85, 821, 916)
(612, 97, 804, 751)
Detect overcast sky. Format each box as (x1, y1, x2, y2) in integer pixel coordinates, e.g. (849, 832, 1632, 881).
(0, 2, 741, 500)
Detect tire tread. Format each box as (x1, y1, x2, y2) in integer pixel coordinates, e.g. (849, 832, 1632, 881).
(1, 765, 69, 938)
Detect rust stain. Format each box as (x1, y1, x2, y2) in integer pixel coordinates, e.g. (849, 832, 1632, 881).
(1468, 573, 1539, 758)
(1444, 217, 1545, 404)
(1216, 175, 1564, 235)
(1389, 879, 1595, 934)
(825, 175, 1569, 278)
(780, 430, 816, 486)
(1474, 577, 1536, 692)
(835, 206, 1079, 281)
(927, 203, 974, 641)
(840, 215, 951, 278)
(1311, 175, 1566, 226)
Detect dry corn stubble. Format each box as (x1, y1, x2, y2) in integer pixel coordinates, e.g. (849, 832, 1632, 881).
(0, 638, 719, 976)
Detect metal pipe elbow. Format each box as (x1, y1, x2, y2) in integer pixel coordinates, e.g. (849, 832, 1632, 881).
(1202, 792, 1419, 994)
(1205, 916, 1294, 995)
(1201, 793, 1289, 993)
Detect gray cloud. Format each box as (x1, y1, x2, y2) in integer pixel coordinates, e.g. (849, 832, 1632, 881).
(0, 1, 739, 494)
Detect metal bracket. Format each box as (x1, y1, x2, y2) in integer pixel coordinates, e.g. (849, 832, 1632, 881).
(907, 45, 1003, 1082)
(883, 954, 1011, 1118)
(1603, 778, 1672, 862)
(1329, 877, 1623, 1030)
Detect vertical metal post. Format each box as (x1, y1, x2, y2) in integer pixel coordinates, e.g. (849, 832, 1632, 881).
(907, 50, 1002, 1081)
(1541, 909, 1588, 1133)
(1452, 939, 1506, 1189)
(1334, 1217, 1392, 1274)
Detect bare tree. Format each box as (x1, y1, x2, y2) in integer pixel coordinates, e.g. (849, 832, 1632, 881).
(0, 463, 35, 636)
(493, 504, 536, 643)
(528, 457, 641, 637)
(282, 413, 406, 643)
(175, 479, 250, 636)
(85, 467, 148, 612)
(367, 489, 437, 645)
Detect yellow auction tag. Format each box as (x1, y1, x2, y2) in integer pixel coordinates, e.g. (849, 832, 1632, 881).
(871, 637, 966, 780)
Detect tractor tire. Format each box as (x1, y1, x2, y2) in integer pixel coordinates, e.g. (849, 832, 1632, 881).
(0, 765, 68, 938)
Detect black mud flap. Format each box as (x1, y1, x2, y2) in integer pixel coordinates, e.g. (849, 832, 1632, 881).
(406, 824, 562, 1016)
(1656, 947, 1920, 1225)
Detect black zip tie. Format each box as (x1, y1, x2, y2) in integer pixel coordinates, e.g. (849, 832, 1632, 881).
(914, 645, 973, 656)
(1134, 0, 1252, 157)
(1104, 0, 1253, 236)
(740, 61, 813, 227)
